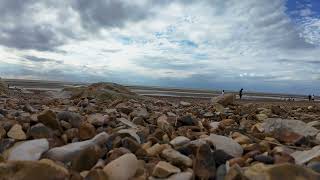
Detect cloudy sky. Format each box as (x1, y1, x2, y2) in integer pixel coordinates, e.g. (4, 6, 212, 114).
(0, 0, 319, 94)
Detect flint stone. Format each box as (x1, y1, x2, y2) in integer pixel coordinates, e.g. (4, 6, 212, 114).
(307, 121, 320, 127)
(0, 161, 69, 180)
(7, 139, 49, 161)
(87, 113, 107, 126)
(131, 108, 149, 119)
(37, 110, 61, 130)
(152, 161, 181, 178)
(170, 136, 191, 148)
(118, 129, 141, 144)
(103, 153, 138, 180)
(205, 134, 243, 157)
(28, 123, 53, 139)
(44, 132, 109, 163)
(244, 163, 320, 180)
(166, 172, 193, 180)
(117, 118, 137, 129)
(194, 143, 216, 179)
(262, 118, 319, 137)
(79, 123, 96, 140)
(161, 148, 193, 167)
(291, 145, 320, 165)
(180, 101, 191, 107)
(7, 124, 26, 140)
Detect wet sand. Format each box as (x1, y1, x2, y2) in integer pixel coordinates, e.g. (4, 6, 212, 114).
(4, 78, 317, 103)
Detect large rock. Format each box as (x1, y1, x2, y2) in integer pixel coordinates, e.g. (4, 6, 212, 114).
(63, 82, 140, 101)
(44, 132, 109, 163)
(6, 139, 49, 161)
(103, 153, 138, 180)
(243, 163, 320, 180)
(291, 145, 320, 165)
(205, 134, 243, 157)
(37, 110, 61, 130)
(262, 118, 319, 137)
(273, 129, 305, 145)
(161, 148, 193, 167)
(0, 161, 69, 180)
(7, 124, 26, 140)
(152, 161, 181, 178)
(211, 94, 235, 106)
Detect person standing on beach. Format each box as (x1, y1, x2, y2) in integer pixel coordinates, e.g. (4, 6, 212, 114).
(222, 90, 225, 96)
(312, 94, 315, 101)
(239, 88, 243, 100)
(308, 95, 312, 101)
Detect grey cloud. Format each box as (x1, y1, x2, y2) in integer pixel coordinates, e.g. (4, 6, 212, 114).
(71, 0, 149, 30)
(277, 58, 320, 65)
(0, 25, 64, 51)
(0, 0, 75, 51)
(23, 55, 63, 64)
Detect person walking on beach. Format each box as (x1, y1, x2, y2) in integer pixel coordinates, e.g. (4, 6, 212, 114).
(222, 90, 225, 96)
(309, 94, 312, 101)
(312, 94, 315, 101)
(239, 88, 243, 100)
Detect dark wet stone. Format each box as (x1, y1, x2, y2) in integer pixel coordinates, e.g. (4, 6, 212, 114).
(216, 164, 227, 180)
(0, 109, 8, 116)
(121, 137, 140, 153)
(194, 143, 216, 179)
(176, 145, 194, 157)
(254, 154, 274, 164)
(178, 115, 197, 126)
(0, 138, 15, 153)
(85, 169, 108, 180)
(28, 123, 53, 139)
(213, 149, 234, 167)
(37, 110, 61, 130)
(307, 162, 320, 174)
(57, 111, 82, 128)
(71, 145, 102, 172)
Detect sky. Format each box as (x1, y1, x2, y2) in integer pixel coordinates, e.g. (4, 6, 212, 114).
(0, 0, 319, 94)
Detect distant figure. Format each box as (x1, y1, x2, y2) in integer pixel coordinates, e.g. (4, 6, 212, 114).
(222, 90, 225, 96)
(239, 88, 244, 100)
(312, 94, 315, 101)
(309, 94, 312, 101)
